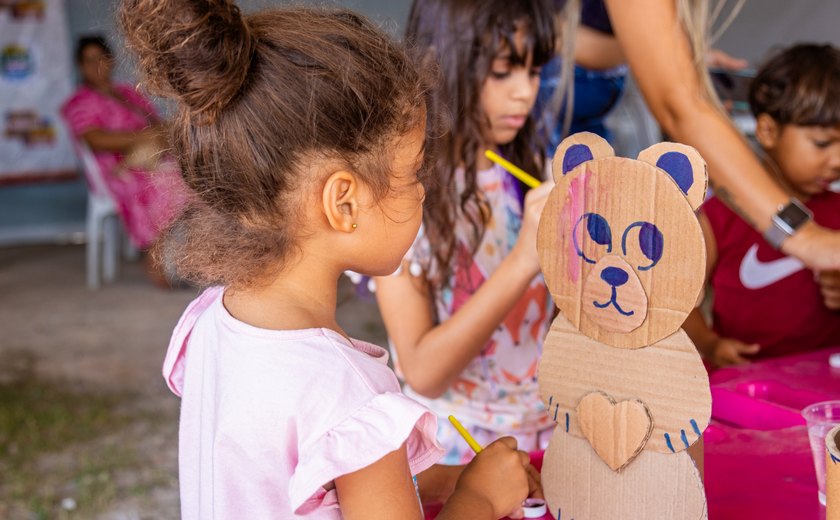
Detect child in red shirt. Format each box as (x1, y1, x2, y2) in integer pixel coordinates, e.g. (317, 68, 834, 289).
(685, 44, 840, 368)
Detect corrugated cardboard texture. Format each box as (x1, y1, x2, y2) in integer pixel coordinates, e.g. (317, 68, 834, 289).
(577, 391, 653, 470)
(539, 313, 711, 454)
(537, 133, 710, 519)
(828, 425, 840, 520)
(538, 154, 706, 350)
(581, 255, 648, 333)
(542, 428, 708, 519)
(637, 142, 708, 211)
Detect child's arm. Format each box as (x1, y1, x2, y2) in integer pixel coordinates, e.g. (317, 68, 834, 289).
(415, 464, 463, 505)
(375, 182, 554, 397)
(436, 437, 536, 520)
(334, 444, 424, 519)
(686, 304, 761, 368)
(335, 440, 534, 520)
(684, 309, 759, 368)
(683, 212, 760, 367)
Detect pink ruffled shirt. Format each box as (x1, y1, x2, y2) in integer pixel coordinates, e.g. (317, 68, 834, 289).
(164, 287, 443, 518)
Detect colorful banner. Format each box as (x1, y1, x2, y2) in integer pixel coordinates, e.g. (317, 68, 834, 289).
(0, 0, 76, 183)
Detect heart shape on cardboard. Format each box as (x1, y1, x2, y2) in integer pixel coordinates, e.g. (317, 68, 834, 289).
(576, 391, 653, 471)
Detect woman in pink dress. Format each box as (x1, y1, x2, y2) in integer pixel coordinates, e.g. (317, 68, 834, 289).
(62, 35, 185, 284)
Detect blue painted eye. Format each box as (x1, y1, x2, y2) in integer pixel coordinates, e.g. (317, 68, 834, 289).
(572, 213, 612, 264)
(621, 221, 664, 271)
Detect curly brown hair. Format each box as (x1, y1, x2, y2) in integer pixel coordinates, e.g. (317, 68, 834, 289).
(406, 0, 555, 289)
(119, 1, 428, 288)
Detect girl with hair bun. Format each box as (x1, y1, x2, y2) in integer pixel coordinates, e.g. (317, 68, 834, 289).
(119, 0, 540, 518)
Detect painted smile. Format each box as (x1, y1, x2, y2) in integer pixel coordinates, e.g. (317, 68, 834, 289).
(593, 286, 634, 316)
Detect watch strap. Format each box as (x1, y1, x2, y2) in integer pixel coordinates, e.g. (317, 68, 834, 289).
(762, 198, 812, 250)
(763, 219, 788, 249)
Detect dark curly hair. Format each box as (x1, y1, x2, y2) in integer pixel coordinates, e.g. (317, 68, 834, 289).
(119, 1, 428, 288)
(406, 0, 555, 289)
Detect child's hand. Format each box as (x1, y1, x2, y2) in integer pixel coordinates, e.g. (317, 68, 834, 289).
(455, 437, 532, 519)
(710, 337, 760, 367)
(506, 463, 545, 519)
(513, 181, 555, 276)
(817, 270, 840, 310)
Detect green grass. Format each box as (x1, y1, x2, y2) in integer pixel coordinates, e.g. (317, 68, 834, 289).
(0, 352, 162, 518)
(0, 378, 130, 468)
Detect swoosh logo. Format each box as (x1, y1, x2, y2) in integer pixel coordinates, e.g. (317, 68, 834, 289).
(739, 243, 804, 289)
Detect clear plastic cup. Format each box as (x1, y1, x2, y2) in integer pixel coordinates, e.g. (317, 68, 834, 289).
(802, 400, 840, 506)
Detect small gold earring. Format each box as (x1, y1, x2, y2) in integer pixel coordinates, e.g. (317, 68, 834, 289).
(352, 223, 357, 229)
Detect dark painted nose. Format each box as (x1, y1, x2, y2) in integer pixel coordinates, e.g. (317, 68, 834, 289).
(601, 266, 628, 287)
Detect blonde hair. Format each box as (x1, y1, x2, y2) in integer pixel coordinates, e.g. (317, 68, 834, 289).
(550, 0, 747, 136)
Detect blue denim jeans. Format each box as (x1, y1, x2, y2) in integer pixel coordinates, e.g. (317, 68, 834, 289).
(536, 57, 627, 155)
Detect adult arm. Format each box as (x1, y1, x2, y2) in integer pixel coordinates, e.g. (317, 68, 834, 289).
(336, 440, 533, 520)
(574, 25, 625, 70)
(81, 127, 159, 154)
(605, 0, 840, 270)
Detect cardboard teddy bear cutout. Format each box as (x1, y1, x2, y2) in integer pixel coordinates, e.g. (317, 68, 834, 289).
(537, 132, 712, 519)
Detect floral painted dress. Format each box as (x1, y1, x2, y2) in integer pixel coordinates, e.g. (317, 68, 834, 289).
(396, 164, 555, 464)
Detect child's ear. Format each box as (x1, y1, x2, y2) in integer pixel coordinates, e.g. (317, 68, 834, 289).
(551, 132, 615, 183)
(637, 142, 708, 211)
(322, 171, 359, 233)
(754, 113, 781, 150)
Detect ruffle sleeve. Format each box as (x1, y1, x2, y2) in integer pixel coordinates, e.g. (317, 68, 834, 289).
(289, 391, 443, 515)
(162, 286, 223, 397)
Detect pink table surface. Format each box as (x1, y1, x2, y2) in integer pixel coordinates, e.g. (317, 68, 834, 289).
(706, 346, 840, 520)
(710, 346, 840, 430)
(424, 348, 840, 520)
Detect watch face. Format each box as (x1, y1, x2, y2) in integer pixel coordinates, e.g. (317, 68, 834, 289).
(778, 201, 812, 229)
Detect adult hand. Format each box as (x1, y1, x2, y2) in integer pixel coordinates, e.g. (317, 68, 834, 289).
(782, 222, 840, 272)
(706, 48, 748, 71)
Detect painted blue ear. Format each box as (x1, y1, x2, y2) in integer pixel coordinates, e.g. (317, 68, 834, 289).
(655, 152, 693, 195)
(562, 144, 594, 175)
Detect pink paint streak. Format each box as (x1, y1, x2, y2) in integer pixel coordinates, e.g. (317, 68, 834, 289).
(562, 168, 591, 283)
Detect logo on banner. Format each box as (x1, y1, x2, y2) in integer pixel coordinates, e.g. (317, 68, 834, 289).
(0, 1, 46, 20)
(4, 110, 55, 146)
(1, 45, 33, 79)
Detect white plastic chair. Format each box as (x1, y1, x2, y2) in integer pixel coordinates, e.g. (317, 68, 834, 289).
(74, 140, 135, 289)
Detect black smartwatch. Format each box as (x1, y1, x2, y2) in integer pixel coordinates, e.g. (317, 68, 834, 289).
(763, 198, 813, 249)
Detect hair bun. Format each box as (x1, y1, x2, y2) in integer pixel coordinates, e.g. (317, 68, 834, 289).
(120, 0, 256, 121)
